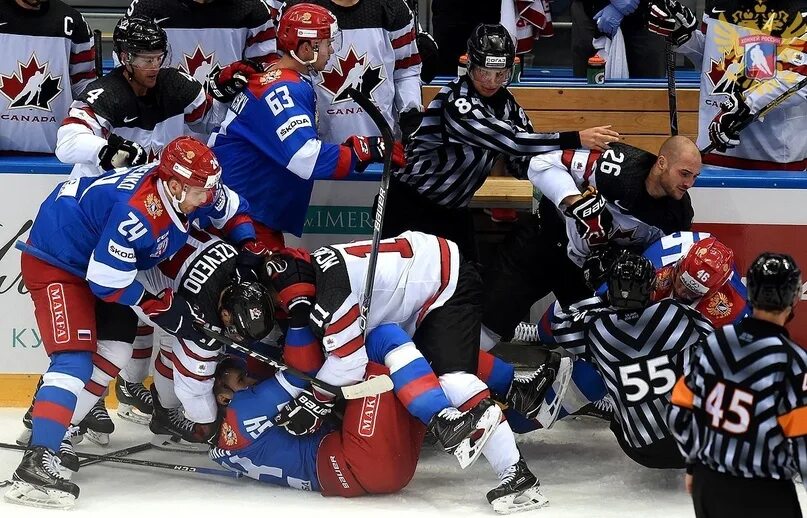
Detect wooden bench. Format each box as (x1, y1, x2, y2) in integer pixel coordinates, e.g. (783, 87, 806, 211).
(423, 85, 700, 154)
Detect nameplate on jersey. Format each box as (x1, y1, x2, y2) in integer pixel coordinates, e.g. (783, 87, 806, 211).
(311, 246, 341, 272)
(56, 179, 80, 199)
(276, 115, 312, 142)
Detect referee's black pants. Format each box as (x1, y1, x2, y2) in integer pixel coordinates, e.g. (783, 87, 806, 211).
(691, 464, 802, 518)
(380, 176, 480, 262)
(609, 418, 686, 469)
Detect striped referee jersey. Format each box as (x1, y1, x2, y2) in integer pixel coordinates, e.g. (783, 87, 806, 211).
(585, 299, 713, 449)
(668, 317, 807, 483)
(395, 75, 580, 208)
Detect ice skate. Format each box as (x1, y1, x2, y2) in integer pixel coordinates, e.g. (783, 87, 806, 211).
(487, 457, 548, 514)
(115, 375, 153, 425)
(427, 398, 502, 469)
(4, 447, 79, 509)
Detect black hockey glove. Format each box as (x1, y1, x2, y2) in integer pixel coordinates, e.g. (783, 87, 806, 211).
(582, 246, 628, 290)
(139, 289, 211, 344)
(98, 134, 148, 171)
(399, 108, 423, 145)
(564, 187, 614, 248)
(274, 390, 334, 436)
(263, 248, 316, 314)
(647, 0, 697, 46)
(208, 59, 262, 103)
(708, 89, 751, 152)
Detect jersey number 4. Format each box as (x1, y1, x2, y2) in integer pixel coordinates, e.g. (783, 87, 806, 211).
(344, 238, 413, 258)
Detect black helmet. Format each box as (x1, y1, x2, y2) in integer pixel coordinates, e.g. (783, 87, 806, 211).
(220, 282, 274, 342)
(466, 24, 515, 70)
(114, 16, 168, 56)
(746, 252, 801, 311)
(608, 252, 656, 310)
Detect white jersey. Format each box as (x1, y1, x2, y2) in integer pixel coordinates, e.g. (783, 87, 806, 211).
(309, 231, 460, 386)
(678, 4, 807, 169)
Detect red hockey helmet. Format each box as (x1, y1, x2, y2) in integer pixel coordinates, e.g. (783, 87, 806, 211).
(157, 136, 221, 190)
(277, 3, 339, 54)
(673, 237, 734, 301)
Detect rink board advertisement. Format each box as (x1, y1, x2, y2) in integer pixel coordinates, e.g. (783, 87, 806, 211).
(0, 171, 805, 376)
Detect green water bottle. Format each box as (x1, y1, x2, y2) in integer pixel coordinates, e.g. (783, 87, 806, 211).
(587, 55, 606, 85)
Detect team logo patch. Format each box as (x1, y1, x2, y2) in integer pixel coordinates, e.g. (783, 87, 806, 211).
(318, 46, 385, 104)
(47, 283, 70, 344)
(358, 388, 380, 437)
(221, 421, 238, 447)
(260, 69, 282, 85)
(706, 291, 732, 318)
(0, 54, 63, 111)
(655, 266, 674, 293)
(249, 308, 262, 321)
(741, 35, 779, 80)
(144, 193, 164, 219)
(180, 46, 221, 91)
(150, 233, 170, 258)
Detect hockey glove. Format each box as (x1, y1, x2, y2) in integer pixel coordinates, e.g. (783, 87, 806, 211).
(593, 4, 625, 37)
(344, 135, 406, 172)
(208, 59, 262, 103)
(139, 289, 210, 343)
(263, 248, 316, 313)
(564, 187, 614, 248)
(274, 390, 334, 436)
(582, 246, 628, 290)
(98, 134, 148, 171)
(235, 239, 273, 283)
(708, 90, 751, 152)
(647, 0, 697, 45)
(399, 108, 423, 145)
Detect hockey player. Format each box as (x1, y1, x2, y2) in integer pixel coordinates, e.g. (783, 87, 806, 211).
(210, 3, 406, 248)
(3, 136, 260, 509)
(283, 0, 423, 142)
(382, 23, 620, 262)
(668, 253, 807, 517)
(481, 136, 701, 350)
(260, 232, 558, 512)
(0, 0, 96, 153)
(210, 325, 501, 503)
(56, 17, 254, 179)
(648, 0, 807, 170)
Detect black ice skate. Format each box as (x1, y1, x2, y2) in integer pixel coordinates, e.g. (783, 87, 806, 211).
(115, 375, 153, 426)
(573, 394, 615, 421)
(427, 398, 502, 469)
(16, 376, 44, 446)
(148, 385, 207, 453)
(486, 457, 548, 514)
(506, 352, 573, 429)
(80, 398, 115, 446)
(57, 425, 84, 477)
(4, 447, 80, 509)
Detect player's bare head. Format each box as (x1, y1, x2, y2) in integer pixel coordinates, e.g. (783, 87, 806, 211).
(466, 24, 516, 97)
(157, 136, 222, 214)
(214, 357, 256, 406)
(277, 4, 341, 71)
(15, 0, 47, 10)
(649, 136, 701, 200)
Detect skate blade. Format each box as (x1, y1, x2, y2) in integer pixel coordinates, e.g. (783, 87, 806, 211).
(536, 356, 573, 429)
(15, 429, 31, 447)
(3, 481, 76, 510)
(491, 486, 549, 515)
(117, 404, 152, 426)
(454, 404, 503, 469)
(85, 430, 110, 447)
(150, 434, 208, 453)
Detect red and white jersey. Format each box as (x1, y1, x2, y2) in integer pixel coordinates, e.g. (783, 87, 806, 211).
(309, 231, 459, 386)
(125, 0, 280, 89)
(0, 0, 95, 153)
(286, 0, 422, 142)
(57, 67, 222, 178)
(678, 0, 807, 170)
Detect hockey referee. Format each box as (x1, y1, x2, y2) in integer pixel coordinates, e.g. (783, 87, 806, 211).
(380, 23, 619, 261)
(668, 252, 807, 518)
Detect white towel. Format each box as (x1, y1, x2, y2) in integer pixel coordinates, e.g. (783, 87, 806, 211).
(592, 28, 629, 79)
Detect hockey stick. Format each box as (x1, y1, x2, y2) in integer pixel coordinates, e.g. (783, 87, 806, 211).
(78, 441, 153, 468)
(93, 29, 103, 78)
(344, 87, 394, 338)
(701, 75, 807, 154)
(195, 323, 393, 400)
(665, 40, 678, 136)
(0, 442, 241, 479)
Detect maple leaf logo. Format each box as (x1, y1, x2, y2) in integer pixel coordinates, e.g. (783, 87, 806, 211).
(180, 46, 221, 90)
(706, 49, 738, 88)
(318, 46, 385, 104)
(0, 54, 62, 111)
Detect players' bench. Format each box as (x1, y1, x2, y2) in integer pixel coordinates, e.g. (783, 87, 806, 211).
(422, 85, 701, 207)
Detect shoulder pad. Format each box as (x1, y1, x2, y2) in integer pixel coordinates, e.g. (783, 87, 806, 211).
(594, 143, 657, 204)
(79, 72, 134, 124)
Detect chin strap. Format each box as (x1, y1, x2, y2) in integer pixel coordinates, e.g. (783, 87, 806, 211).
(290, 41, 321, 74)
(162, 179, 186, 214)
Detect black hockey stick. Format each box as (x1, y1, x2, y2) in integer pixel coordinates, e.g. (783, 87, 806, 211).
(93, 29, 103, 78)
(701, 75, 807, 154)
(195, 323, 393, 400)
(0, 442, 241, 479)
(665, 40, 678, 136)
(78, 441, 153, 468)
(344, 87, 394, 337)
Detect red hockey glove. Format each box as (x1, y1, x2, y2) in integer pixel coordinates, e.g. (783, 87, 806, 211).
(564, 187, 614, 248)
(263, 248, 316, 313)
(235, 239, 273, 283)
(208, 59, 262, 103)
(98, 134, 148, 171)
(344, 135, 406, 172)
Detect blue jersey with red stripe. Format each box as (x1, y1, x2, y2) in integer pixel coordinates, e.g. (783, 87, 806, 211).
(210, 68, 356, 236)
(25, 164, 254, 305)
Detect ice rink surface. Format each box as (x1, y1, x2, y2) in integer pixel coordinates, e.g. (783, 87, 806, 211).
(0, 407, 805, 517)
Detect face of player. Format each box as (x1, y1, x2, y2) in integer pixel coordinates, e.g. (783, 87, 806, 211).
(310, 37, 336, 71)
(672, 275, 702, 302)
(468, 65, 510, 97)
(123, 51, 165, 90)
(214, 365, 257, 406)
(659, 155, 700, 200)
(167, 180, 217, 214)
(16, 0, 47, 9)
